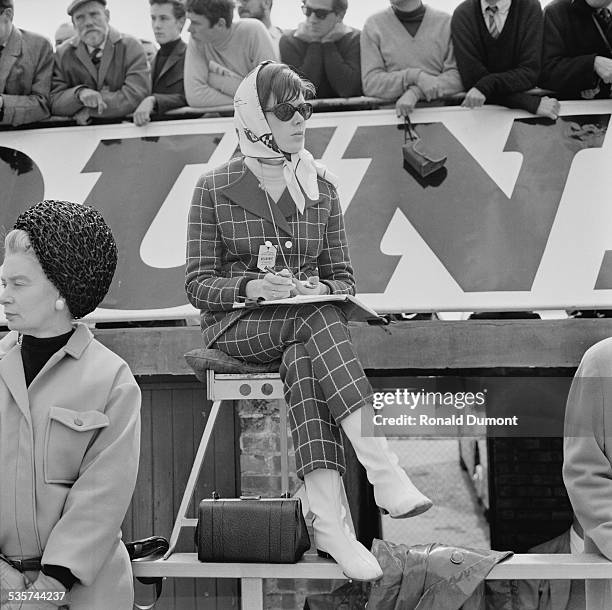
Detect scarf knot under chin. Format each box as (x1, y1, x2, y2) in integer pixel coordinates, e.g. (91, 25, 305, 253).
(234, 62, 337, 213)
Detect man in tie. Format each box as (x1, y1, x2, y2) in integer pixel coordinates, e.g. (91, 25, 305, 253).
(133, 0, 187, 126)
(451, 0, 560, 119)
(542, 0, 612, 99)
(51, 0, 149, 125)
(0, 0, 53, 126)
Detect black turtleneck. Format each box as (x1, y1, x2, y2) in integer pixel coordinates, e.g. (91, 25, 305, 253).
(152, 37, 181, 82)
(20, 328, 78, 590)
(20, 329, 74, 387)
(393, 3, 427, 37)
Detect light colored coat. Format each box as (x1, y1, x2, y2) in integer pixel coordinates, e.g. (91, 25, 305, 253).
(0, 323, 141, 610)
(51, 26, 149, 119)
(0, 26, 53, 126)
(563, 337, 612, 610)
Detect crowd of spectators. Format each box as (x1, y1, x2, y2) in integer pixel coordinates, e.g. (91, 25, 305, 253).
(0, 0, 611, 129)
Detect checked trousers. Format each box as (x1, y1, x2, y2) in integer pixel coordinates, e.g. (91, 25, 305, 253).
(213, 303, 373, 478)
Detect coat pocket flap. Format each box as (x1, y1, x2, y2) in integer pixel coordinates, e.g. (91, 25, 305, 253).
(49, 406, 110, 432)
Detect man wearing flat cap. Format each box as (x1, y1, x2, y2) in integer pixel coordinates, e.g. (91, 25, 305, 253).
(0, 0, 53, 126)
(51, 0, 149, 124)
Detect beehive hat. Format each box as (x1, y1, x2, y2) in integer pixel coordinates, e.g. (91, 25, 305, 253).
(14, 200, 117, 318)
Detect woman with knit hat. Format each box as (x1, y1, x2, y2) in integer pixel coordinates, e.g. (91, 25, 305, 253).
(185, 61, 432, 582)
(0, 200, 140, 609)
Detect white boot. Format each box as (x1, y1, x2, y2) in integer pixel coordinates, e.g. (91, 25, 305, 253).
(341, 408, 433, 519)
(303, 468, 383, 581)
(293, 481, 356, 536)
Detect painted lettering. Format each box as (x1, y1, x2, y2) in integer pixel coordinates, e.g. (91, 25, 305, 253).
(343, 115, 610, 293)
(82, 134, 223, 310)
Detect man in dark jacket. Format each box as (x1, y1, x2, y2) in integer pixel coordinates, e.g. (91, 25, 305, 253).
(542, 0, 612, 99)
(0, 0, 53, 126)
(452, 0, 559, 119)
(51, 0, 149, 125)
(280, 0, 362, 98)
(134, 0, 187, 126)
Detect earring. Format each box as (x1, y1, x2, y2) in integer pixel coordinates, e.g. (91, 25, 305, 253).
(55, 299, 65, 311)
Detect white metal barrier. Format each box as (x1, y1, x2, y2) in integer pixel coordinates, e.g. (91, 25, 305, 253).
(132, 552, 612, 610)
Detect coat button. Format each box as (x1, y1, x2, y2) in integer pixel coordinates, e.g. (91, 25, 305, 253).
(450, 551, 464, 565)
(74, 418, 84, 426)
(285, 241, 292, 249)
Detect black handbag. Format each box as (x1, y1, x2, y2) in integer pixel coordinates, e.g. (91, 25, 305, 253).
(195, 493, 310, 563)
(402, 117, 447, 177)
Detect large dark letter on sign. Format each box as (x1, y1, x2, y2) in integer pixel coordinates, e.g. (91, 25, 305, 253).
(82, 134, 223, 310)
(343, 115, 609, 293)
(0, 148, 45, 231)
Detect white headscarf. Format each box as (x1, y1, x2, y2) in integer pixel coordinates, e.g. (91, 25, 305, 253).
(233, 61, 337, 214)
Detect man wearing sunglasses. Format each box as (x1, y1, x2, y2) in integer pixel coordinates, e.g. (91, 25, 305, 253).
(279, 0, 362, 98)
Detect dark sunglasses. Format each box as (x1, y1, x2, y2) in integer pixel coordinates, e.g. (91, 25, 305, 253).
(302, 5, 336, 19)
(264, 102, 313, 121)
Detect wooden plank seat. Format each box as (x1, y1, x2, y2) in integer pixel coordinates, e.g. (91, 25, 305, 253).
(132, 552, 612, 610)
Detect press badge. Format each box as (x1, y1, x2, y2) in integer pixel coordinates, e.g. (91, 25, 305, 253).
(257, 243, 277, 271)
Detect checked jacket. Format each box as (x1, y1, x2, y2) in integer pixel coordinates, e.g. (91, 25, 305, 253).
(185, 157, 373, 476)
(185, 156, 355, 347)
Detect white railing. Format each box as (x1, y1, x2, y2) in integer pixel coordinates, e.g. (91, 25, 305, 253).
(132, 552, 612, 610)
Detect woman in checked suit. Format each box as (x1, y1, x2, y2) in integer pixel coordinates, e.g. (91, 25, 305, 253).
(185, 61, 431, 581)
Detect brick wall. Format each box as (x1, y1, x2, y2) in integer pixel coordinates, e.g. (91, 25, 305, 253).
(489, 437, 573, 552)
(238, 399, 342, 609)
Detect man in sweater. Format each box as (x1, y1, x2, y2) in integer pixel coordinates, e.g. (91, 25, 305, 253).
(237, 0, 283, 59)
(133, 0, 187, 126)
(542, 0, 612, 100)
(361, 0, 462, 116)
(280, 0, 362, 98)
(451, 0, 559, 119)
(184, 0, 275, 108)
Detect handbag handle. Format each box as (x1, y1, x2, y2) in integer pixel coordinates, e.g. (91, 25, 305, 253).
(403, 117, 418, 143)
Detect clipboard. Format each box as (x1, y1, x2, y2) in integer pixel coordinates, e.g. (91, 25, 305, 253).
(233, 294, 380, 322)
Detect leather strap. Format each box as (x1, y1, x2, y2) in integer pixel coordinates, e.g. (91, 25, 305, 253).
(211, 502, 224, 561)
(0, 554, 42, 572)
(269, 500, 282, 562)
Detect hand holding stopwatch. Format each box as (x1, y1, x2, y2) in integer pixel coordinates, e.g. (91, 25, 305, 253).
(291, 275, 329, 296)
